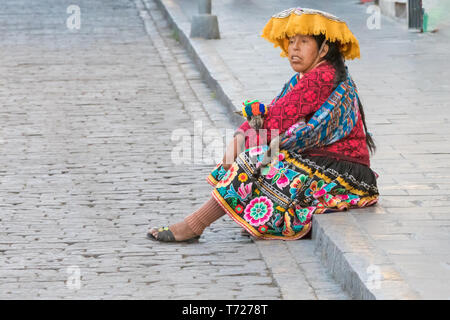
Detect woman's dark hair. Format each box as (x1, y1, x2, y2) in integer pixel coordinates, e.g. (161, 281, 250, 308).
(313, 34, 376, 154)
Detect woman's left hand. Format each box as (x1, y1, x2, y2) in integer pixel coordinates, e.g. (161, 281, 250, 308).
(222, 133, 245, 170)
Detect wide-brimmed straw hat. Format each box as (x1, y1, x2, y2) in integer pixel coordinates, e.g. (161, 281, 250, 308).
(262, 8, 360, 60)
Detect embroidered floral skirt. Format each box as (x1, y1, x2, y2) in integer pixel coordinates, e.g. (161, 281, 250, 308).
(207, 145, 379, 240)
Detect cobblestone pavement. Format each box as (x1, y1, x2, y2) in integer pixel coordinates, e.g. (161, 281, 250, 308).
(0, 0, 348, 299)
(169, 0, 450, 299)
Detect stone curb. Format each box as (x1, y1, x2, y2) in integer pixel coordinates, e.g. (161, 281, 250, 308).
(312, 212, 420, 299)
(151, 0, 422, 300)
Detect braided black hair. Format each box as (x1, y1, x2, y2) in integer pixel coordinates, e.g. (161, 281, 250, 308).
(313, 34, 376, 154)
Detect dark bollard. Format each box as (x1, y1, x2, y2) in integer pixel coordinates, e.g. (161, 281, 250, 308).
(408, 0, 424, 31)
(190, 0, 220, 39)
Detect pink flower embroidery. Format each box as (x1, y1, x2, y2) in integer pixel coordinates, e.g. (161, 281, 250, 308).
(295, 206, 314, 225)
(263, 158, 297, 190)
(266, 118, 280, 129)
(284, 105, 297, 117)
(244, 196, 274, 227)
(216, 163, 238, 188)
(237, 182, 253, 201)
(304, 90, 317, 102)
(321, 71, 334, 82)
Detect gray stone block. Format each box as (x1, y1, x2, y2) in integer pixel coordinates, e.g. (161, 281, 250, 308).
(190, 14, 220, 39)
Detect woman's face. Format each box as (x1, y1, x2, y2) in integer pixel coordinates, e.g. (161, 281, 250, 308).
(287, 34, 327, 73)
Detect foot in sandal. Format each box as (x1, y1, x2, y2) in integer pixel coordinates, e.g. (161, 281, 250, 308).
(147, 221, 200, 242)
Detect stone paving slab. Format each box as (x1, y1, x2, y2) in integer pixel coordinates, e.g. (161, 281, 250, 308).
(156, 0, 450, 299)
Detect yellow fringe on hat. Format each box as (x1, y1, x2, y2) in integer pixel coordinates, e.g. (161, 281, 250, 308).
(262, 11, 360, 60)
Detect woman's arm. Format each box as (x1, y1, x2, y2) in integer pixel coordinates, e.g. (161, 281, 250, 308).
(235, 120, 251, 137)
(221, 132, 245, 170)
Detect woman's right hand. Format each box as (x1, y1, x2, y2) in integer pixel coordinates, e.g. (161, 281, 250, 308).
(222, 133, 245, 171)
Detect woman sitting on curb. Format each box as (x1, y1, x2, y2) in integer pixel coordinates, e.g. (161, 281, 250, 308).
(148, 8, 379, 242)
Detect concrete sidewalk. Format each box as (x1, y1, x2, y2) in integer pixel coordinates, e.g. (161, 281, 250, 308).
(153, 0, 450, 299)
